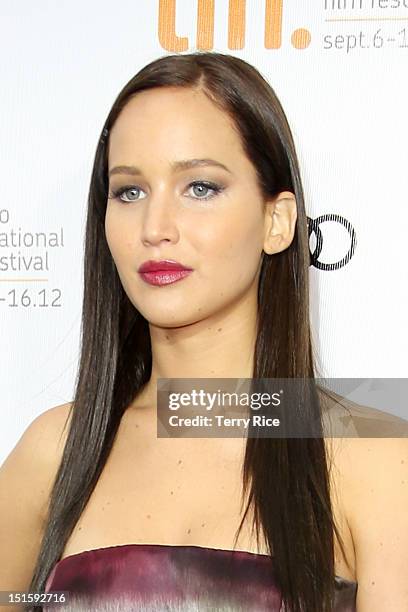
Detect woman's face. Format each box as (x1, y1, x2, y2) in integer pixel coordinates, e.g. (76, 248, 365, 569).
(105, 86, 290, 328)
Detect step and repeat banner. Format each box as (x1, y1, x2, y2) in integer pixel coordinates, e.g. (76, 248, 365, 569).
(1, 0, 407, 462)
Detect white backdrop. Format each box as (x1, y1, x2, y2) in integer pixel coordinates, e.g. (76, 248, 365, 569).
(1, 0, 407, 464)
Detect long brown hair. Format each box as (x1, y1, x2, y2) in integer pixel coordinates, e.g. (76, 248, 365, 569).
(28, 51, 349, 612)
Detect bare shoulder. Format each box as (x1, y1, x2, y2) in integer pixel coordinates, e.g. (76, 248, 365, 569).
(328, 435, 408, 607)
(2, 402, 74, 487)
(21, 401, 74, 463)
(1, 401, 74, 487)
(319, 385, 408, 439)
(328, 435, 408, 493)
(325, 394, 408, 529)
(0, 402, 74, 593)
(0, 401, 74, 526)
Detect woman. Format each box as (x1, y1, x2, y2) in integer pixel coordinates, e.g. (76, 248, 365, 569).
(1, 51, 407, 612)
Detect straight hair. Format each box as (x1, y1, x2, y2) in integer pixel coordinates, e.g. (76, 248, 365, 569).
(28, 51, 350, 612)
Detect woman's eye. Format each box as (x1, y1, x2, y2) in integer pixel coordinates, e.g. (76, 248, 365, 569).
(109, 186, 144, 203)
(187, 181, 223, 200)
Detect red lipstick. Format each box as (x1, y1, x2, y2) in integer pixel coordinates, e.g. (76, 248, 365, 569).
(138, 259, 193, 286)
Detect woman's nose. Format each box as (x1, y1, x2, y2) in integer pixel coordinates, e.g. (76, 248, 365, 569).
(139, 192, 180, 247)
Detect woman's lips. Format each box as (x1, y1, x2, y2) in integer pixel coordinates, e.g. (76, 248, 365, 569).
(139, 269, 193, 286)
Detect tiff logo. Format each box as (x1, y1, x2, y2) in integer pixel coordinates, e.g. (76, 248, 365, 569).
(158, 0, 311, 51)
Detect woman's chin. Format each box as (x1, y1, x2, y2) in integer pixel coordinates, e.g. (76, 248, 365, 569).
(142, 310, 204, 329)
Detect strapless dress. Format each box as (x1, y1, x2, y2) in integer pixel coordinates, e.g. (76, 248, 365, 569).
(43, 543, 357, 611)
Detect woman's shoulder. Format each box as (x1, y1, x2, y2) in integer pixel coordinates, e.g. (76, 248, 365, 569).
(323, 390, 408, 528)
(1, 402, 73, 515)
(3, 400, 73, 462)
(0, 402, 74, 590)
(20, 401, 73, 468)
(321, 388, 408, 582)
(318, 385, 408, 439)
(333, 435, 408, 603)
(27, 400, 74, 444)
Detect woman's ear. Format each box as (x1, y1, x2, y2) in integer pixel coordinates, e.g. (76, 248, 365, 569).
(263, 191, 297, 255)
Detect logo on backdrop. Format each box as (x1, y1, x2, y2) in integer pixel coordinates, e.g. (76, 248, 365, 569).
(158, 0, 311, 51)
(307, 214, 356, 270)
(158, 0, 407, 54)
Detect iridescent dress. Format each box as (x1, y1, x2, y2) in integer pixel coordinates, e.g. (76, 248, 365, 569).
(44, 543, 357, 611)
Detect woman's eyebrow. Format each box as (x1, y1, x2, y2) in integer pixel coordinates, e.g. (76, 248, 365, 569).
(108, 158, 233, 177)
